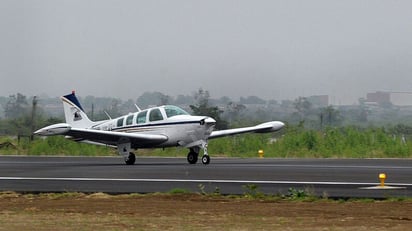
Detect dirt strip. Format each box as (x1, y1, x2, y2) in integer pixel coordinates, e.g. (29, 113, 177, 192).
(0, 193, 411, 230)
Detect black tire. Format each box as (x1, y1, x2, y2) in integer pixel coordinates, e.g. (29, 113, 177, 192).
(201, 155, 210, 165)
(125, 153, 136, 165)
(187, 151, 198, 164)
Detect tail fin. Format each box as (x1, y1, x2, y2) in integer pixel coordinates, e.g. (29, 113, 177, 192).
(61, 91, 94, 128)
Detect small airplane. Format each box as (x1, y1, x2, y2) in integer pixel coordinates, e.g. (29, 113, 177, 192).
(35, 91, 285, 165)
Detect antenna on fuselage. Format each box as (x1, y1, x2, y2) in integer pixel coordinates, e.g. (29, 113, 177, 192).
(104, 111, 112, 120)
(135, 104, 142, 112)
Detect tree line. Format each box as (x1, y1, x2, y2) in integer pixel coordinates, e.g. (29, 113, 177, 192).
(2, 89, 412, 137)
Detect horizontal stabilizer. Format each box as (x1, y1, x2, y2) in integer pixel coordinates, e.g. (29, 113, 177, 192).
(34, 124, 168, 148)
(34, 123, 72, 136)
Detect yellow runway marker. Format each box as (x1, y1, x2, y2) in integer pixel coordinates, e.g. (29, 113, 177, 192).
(360, 173, 406, 190)
(258, 150, 264, 158)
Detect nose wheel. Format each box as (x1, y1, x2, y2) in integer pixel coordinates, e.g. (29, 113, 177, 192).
(201, 155, 210, 165)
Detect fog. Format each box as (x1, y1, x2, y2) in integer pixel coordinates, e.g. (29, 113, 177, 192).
(1, 0, 412, 104)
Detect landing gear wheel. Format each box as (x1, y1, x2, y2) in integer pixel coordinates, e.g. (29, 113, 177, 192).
(187, 151, 198, 164)
(201, 155, 210, 165)
(125, 152, 136, 165)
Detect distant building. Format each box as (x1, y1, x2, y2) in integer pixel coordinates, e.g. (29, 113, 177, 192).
(365, 91, 391, 105)
(307, 95, 329, 108)
(390, 92, 412, 106)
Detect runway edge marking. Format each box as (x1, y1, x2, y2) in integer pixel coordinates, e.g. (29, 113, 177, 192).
(0, 177, 411, 187)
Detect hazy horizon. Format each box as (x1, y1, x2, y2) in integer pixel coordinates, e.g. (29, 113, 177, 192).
(1, 1, 412, 105)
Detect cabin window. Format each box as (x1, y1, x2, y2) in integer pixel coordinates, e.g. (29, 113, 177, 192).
(149, 108, 163, 122)
(126, 114, 134, 125)
(136, 111, 147, 124)
(117, 117, 124, 127)
(164, 106, 189, 118)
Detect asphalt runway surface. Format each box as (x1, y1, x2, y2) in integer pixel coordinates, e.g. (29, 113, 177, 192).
(0, 156, 411, 198)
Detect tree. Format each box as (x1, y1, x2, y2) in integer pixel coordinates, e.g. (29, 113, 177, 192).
(5, 93, 29, 119)
(293, 97, 312, 120)
(174, 94, 194, 105)
(189, 89, 228, 129)
(219, 96, 232, 105)
(320, 106, 342, 127)
(240, 96, 266, 105)
(137, 92, 170, 108)
(1, 93, 44, 136)
(224, 102, 246, 125)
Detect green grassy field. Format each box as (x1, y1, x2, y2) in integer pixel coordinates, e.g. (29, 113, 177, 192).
(0, 136, 115, 156)
(1, 126, 412, 158)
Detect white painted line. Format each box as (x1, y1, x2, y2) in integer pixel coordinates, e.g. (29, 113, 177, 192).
(359, 186, 407, 190)
(234, 164, 412, 170)
(0, 177, 411, 187)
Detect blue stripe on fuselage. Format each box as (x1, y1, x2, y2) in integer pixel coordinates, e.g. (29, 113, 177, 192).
(104, 120, 202, 132)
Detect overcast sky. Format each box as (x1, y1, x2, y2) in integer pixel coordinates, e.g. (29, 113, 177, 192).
(1, 0, 412, 104)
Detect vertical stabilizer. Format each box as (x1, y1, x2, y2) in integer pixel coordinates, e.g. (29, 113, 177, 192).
(61, 91, 94, 128)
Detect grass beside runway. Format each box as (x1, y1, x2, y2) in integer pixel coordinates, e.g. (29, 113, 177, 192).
(0, 136, 116, 156)
(2, 125, 412, 158)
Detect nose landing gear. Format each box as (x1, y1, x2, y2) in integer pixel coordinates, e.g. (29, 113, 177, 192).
(201, 154, 210, 165)
(187, 142, 210, 165)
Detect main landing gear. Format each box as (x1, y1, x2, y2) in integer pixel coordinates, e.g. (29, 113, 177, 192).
(187, 149, 198, 164)
(125, 152, 136, 165)
(187, 144, 210, 165)
(118, 141, 136, 165)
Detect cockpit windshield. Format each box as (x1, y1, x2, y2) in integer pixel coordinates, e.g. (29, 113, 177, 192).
(164, 105, 190, 118)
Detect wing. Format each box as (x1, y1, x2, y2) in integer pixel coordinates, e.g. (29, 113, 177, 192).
(209, 121, 284, 139)
(35, 123, 168, 148)
(66, 128, 168, 148)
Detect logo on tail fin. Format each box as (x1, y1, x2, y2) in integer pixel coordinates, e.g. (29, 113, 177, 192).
(74, 110, 82, 121)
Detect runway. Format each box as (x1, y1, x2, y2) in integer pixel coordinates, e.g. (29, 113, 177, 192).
(0, 156, 411, 198)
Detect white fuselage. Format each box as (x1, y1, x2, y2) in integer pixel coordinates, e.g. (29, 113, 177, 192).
(92, 106, 216, 149)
